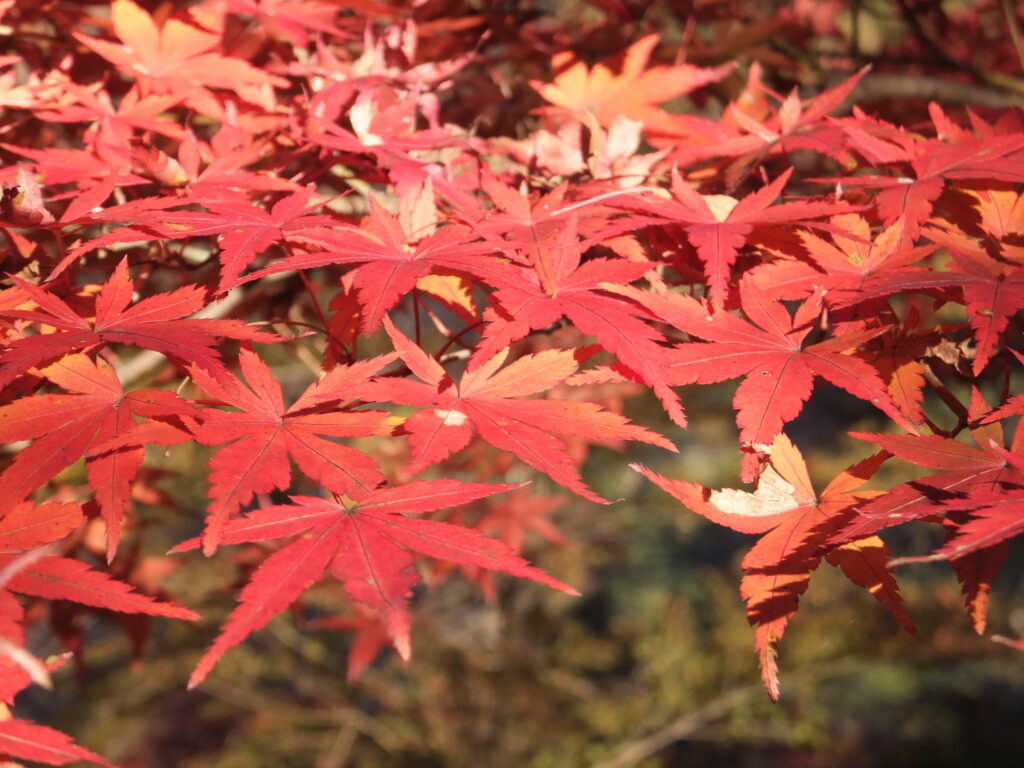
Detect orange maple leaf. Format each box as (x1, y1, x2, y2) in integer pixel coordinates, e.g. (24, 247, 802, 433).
(532, 35, 730, 135)
(635, 433, 914, 699)
(74, 0, 287, 105)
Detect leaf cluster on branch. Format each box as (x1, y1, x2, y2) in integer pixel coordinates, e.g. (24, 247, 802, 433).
(0, 0, 1022, 763)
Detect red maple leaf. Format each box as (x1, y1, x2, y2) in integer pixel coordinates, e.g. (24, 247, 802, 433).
(0, 354, 196, 560)
(145, 186, 339, 292)
(173, 480, 577, 689)
(611, 275, 916, 479)
(129, 125, 299, 197)
(0, 718, 112, 768)
(672, 66, 867, 186)
(635, 433, 913, 699)
(241, 197, 515, 333)
(469, 215, 687, 427)
(748, 213, 936, 303)
(985, 393, 1024, 422)
(225, 0, 353, 46)
(983, 350, 1024, 422)
(532, 34, 731, 138)
(47, 136, 301, 277)
(35, 83, 185, 146)
(304, 604, 393, 683)
(0, 653, 113, 767)
(73, 0, 287, 107)
(839, 430, 1021, 537)
(912, 484, 1024, 564)
(475, 486, 568, 553)
(965, 187, 1024, 258)
(187, 348, 398, 554)
(0, 500, 198, 623)
(1, 142, 146, 227)
(839, 414, 1023, 633)
(470, 173, 636, 248)
(622, 167, 851, 306)
(830, 223, 1024, 375)
(829, 117, 1024, 248)
(0, 259, 276, 388)
(358, 316, 674, 503)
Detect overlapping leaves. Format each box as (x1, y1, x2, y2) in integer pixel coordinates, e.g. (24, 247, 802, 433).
(0, 8, 1022, 754)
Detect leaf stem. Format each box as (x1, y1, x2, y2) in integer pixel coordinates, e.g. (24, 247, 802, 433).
(435, 320, 485, 358)
(920, 360, 968, 433)
(549, 187, 664, 218)
(412, 287, 421, 346)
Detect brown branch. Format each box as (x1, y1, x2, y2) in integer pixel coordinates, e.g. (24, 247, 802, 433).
(588, 686, 753, 768)
(1001, 0, 1024, 73)
(588, 657, 866, 768)
(893, 0, 1024, 96)
(919, 360, 968, 434)
(854, 74, 1024, 109)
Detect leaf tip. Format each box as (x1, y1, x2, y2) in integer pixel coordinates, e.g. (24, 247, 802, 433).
(186, 670, 205, 691)
(393, 635, 412, 663)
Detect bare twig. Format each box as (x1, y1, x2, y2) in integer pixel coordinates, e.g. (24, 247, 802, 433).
(0, 544, 58, 690)
(112, 287, 246, 386)
(919, 361, 968, 433)
(196, 677, 393, 748)
(894, 0, 1024, 96)
(1000, 0, 1024, 73)
(589, 658, 865, 768)
(0, 638, 52, 690)
(993, 635, 1024, 651)
(588, 686, 752, 768)
(854, 74, 1024, 109)
(0, 544, 54, 591)
(315, 724, 358, 768)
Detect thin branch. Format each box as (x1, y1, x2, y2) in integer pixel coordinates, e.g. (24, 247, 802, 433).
(893, 0, 1024, 96)
(854, 74, 1024, 109)
(920, 361, 968, 432)
(113, 287, 247, 386)
(435, 319, 485, 358)
(196, 677, 393, 749)
(588, 686, 752, 768)
(412, 287, 421, 346)
(0, 544, 54, 591)
(315, 724, 358, 768)
(0, 638, 52, 690)
(589, 658, 865, 768)
(550, 186, 664, 218)
(297, 269, 330, 335)
(1002, 0, 1024, 73)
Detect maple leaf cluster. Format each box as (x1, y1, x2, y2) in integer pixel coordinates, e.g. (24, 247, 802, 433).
(0, 0, 1023, 762)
